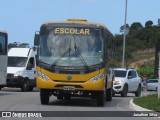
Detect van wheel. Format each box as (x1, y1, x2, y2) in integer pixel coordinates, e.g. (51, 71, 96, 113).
(135, 85, 141, 97)
(28, 87, 34, 91)
(96, 91, 105, 106)
(106, 88, 112, 101)
(21, 80, 29, 92)
(40, 89, 50, 105)
(121, 85, 128, 97)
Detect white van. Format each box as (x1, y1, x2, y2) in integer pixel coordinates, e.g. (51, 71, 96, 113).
(7, 48, 36, 92)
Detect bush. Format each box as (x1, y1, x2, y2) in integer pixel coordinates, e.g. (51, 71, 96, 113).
(137, 66, 154, 78)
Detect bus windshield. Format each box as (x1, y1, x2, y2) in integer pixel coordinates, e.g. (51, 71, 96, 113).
(39, 26, 103, 67)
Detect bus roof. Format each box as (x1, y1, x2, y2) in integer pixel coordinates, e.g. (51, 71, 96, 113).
(42, 19, 114, 37)
(0, 29, 7, 34)
(43, 19, 105, 27)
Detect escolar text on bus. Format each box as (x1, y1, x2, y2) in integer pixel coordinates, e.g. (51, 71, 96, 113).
(54, 28, 90, 35)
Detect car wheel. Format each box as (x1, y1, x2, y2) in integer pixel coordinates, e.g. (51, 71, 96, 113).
(40, 89, 50, 105)
(121, 84, 128, 97)
(135, 85, 141, 97)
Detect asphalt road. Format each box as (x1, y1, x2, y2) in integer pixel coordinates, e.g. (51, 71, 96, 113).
(0, 88, 158, 120)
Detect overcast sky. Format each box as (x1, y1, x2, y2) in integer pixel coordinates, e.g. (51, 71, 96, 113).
(0, 0, 159, 46)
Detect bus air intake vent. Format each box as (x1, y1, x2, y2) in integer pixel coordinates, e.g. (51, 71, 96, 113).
(67, 19, 87, 22)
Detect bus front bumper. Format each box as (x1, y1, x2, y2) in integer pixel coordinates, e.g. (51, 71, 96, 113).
(36, 76, 105, 91)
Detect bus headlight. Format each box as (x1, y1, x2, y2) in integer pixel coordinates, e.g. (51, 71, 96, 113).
(90, 73, 104, 82)
(37, 71, 50, 80)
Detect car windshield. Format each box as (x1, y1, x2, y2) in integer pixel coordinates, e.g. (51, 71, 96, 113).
(8, 57, 28, 67)
(147, 79, 158, 83)
(39, 26, 103, 67)
(114, 70, 127, 78)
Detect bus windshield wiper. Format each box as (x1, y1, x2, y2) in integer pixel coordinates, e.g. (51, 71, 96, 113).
(51, 38, 72, 68)
(51, 48, 71, 68)
(73, 37, 88, 69)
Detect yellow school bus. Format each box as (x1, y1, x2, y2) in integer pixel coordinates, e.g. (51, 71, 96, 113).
(34, 19, 115, 106)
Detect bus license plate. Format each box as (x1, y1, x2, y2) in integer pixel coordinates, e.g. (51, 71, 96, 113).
(63, 86, 75, 90)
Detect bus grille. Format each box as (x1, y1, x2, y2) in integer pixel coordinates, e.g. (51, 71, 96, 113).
(55, 85, 83, 88)
(53, 80, 86, 83)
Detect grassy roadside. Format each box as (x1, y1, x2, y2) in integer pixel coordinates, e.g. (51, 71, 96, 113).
(133, 94, 160, 112)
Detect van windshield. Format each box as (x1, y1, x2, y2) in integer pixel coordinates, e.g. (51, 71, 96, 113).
(8, 57, 28, 67)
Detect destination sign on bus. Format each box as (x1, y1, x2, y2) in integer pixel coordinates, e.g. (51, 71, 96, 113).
(54, 28, 90, 35)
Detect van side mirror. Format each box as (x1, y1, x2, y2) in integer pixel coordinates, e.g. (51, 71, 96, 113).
(34, 32, 39, 46)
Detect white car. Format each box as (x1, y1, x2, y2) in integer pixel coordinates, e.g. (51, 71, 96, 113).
(147, 79, 159, 91)
(112, 68, 141, 97)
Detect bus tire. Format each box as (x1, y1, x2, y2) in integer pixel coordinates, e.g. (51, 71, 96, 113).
(96, 91, 104, 106)
(40, 89, 50, 105)
(106, 88, 112, 101)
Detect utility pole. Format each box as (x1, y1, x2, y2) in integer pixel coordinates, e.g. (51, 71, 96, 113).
(122, 0, 128, 67)
(158, 51, 160, 98)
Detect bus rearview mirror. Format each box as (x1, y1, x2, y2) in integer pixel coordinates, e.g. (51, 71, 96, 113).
(34, 32, 39, 46)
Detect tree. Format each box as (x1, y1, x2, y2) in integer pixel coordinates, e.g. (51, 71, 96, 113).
(145, 20, 153, 28)
(130, 22, 143, 31)
(115, 20, 160, 74)
(8, 42, 19, 49)
(18, 43, 29, 48)
(8, 42, 29, 49)
(137, 66, 155, 78)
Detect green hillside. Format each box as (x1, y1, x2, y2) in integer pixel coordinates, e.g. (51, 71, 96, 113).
(114, 20, 160, 76)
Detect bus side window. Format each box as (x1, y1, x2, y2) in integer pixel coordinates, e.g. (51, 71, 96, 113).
(0, 43, 2, 53)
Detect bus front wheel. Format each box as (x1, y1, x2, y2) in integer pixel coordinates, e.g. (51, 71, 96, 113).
(96, 91, 105, 106)
(40, 89, 50, 105)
